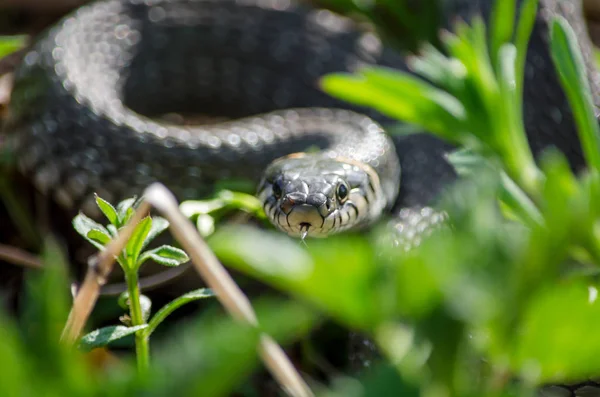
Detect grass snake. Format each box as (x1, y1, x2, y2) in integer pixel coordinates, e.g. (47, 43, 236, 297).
(2, 0, 598, 242)
(4, 0, 600, 393)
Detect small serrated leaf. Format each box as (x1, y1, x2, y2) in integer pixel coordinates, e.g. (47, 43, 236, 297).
(139, 245, 189, 267)
(79, 325, 147, 351)
(122, 207, 135, 226)
(107, 224, 118, 238)
(95, 194, 119, 226)
(73, 212, 109, 237)
(87, 229, 111, 248)
(73, 213, 111, 250)
(141, 216, 169, 250)
(116, 197, 137, 223)
(125, 217, 153, 267)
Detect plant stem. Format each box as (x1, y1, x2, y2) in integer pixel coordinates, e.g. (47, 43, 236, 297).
(125, 268, 150, 373)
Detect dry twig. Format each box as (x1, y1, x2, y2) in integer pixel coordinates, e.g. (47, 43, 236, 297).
(0, 242, 42, 269)
(144, 183, 314, 397)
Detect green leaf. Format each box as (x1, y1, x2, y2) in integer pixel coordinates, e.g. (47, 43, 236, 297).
(489, 0, 515, 69)
(407, 43, 466, 93)
(513, 281, 600, 383)
(210, 226, 387, 329)
(216, 190, 265, 217)
(323, 364, 419, 397)
(79, 325, 148, 351)
(141, 216, 169, 250)
(118, 291, 129, 310)
(0, 35, 26, 58)
(196, 214, 215, 237)
(140, 294, 152, 323)
(139, 245, 189, 267)
(3, 237, 96, 396)
(514, 0, 539, 103)
(496, 43, 537, 183)
(125, 217, 152, 267)
(72, 213, 111, 251)
(116, 196, 137, 224)
(447, 149, 543, 227)
(107, 224, 118, 238)
(95, 194, 119, 226)
(320, 70, 466, 141)
(181, 191, 266, 235)
(86, 229, 111, 248)
(180, 198, 226, 217)
(550, 17, 600, 172)
(119, 291, 153, 323)
(146, 288, 214, 336)
(138, 299, 316, 397)
(403, 170, 525, 326)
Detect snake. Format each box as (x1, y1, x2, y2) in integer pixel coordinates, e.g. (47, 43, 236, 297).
(3, 0, 596, 243)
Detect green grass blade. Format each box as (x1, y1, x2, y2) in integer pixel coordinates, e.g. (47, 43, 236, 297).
(0, 35, 26, 58)
(321, 70, 466, 140)
(514, 0, 539, 103)
(490, 0, 516, 68)
(550, 17, 600, 172)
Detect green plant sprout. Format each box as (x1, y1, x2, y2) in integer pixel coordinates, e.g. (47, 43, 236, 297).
(180, 189, 268, 237)
(73, 194, 214, 373)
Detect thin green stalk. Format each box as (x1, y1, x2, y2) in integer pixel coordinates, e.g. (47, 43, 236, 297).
(514, 0, 539, 103)
(504, 0, 541, 198)
(125, 269, 150, 373)
(499, 172, 544, 228)
(144, 288, 213, 337)
(550, 17, 600, 172)
(496, 43, 543, 201)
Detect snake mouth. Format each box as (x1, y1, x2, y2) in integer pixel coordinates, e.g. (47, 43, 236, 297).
(282, 203, 326, 238)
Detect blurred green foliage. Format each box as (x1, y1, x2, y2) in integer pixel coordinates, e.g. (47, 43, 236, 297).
(0, 35, 25, 58)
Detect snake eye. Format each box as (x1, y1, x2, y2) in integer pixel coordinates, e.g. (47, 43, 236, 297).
(336, 183, 348, 203)
(272, 181, 283, 199)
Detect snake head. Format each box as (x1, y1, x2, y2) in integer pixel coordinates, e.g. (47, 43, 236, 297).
(257, 153, 387, 238)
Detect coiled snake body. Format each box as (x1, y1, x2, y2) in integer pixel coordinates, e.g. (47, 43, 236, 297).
(2, 1, 598, 239)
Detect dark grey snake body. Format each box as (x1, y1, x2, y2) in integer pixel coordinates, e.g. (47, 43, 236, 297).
(3, 0, 598, 240)
(4, 0, 599, 243)
(5, 0, 406, 237)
